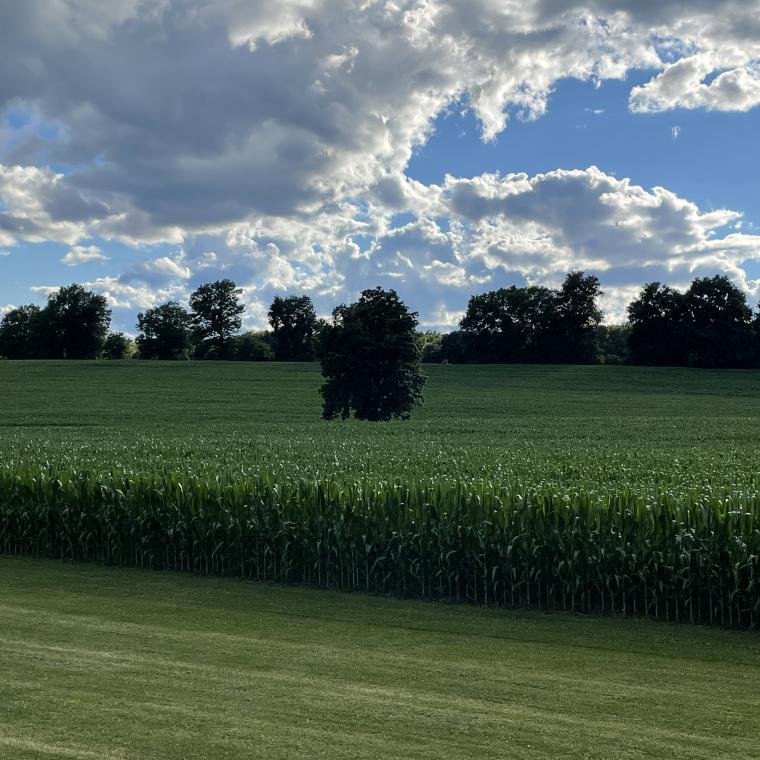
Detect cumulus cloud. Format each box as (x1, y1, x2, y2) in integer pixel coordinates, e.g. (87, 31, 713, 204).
(2, 0, 757, 243)
(0, 165, 107, 246)
(61, 244, 109, 266)
(62, 166, 757, 328)
(630, 55, 760, 113)
(3, 1, 760, 327)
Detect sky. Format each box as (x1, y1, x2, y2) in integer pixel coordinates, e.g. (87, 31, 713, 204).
(1, 1, 760, 333)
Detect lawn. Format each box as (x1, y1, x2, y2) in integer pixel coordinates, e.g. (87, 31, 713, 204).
(1, 556, 759, 760)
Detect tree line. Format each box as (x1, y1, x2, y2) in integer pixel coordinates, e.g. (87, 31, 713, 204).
(2, 271, 760, 368)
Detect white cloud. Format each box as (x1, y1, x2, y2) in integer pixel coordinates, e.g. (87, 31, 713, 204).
(81, 277, 186, 311)
(0, 250, 10, 256)
(671, 125, 681, 139)
(4, 1, 760, 329)
(61, 244, 109, 266)
(0, 165, 107, 246)
(3, 1, 756, 244)
(631, 55, 760, 113)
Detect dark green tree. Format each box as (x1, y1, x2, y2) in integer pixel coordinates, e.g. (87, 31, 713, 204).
(547, 271, 603, 363)
(318, 287, 427, 421)
(0, 305, 42, 358)
(189, 279, 245, 358)
(683, 275, 754, 368)
(136, 302, 193, 360)
(268, 295, 319, 361)
(439, 330, 475, 364)
(460, 285, 556, 362)
(102, 332, 134, 359)
(594, 324, 631, 364)
(232, 331, 274, 361)
(417, 331, 444, 363)
(39, 284, 111, 359)
(627, 282, 687, 365)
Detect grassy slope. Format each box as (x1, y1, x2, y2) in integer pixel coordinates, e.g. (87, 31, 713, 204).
(1, 557, 759, 760)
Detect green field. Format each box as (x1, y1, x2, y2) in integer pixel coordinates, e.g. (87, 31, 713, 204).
(2, 556, 759, 760)
(1, 361, 759, 626)
(1, 362, 760, 757)
(2, 360, 760, 486)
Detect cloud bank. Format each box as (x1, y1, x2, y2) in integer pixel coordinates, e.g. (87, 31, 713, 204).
(1, 0, 759, 327)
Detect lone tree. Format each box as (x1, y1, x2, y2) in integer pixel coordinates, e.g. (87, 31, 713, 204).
(189, 279, 244, 358)
(136, 302, 193, 359)
(39, 284, 111, 359)
(268, 294, 319, 361)
(318, 287, 426, 421)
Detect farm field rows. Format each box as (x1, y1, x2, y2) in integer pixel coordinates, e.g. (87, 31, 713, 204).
(1, 361, 759, 625)
(1, 556, 760, 760)
(2, 360, 760, 487)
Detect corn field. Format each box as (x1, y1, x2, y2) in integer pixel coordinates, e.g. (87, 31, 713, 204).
(2, 362, 760, 629)
(1, 467, 758, 628)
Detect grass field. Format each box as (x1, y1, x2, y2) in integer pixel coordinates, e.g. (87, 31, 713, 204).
(2, 556, 760, 760)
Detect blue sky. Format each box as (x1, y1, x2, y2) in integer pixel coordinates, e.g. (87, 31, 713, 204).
(409, 72, 760, 226)
(2, 1, 760, 332)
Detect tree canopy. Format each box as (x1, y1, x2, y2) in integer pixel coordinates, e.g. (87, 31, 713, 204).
(136, 302, 193, 360)
(189, 279, 245, 358)
(458, 272, 602, 363)
(268, 295, 319, 361)
(318, 287, 426, 421)
(628, 276, 754, 368)
(3, 272, 760, 369)
(39, 284, 111, 359)
(0, 305, 42, 359)
(102, 332, 134, 360)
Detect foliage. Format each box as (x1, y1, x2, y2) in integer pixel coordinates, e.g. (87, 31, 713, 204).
(102, 332, 134, 359)
(1, 362, 760, 628)
(595, 324, 631, 364)
(190, 279, 245, 359)
(458, 272, 602, 363)
(38, 284, 111, 359)
(628, 277, 754, 368)
(439, 330, 475, 363)
(268, 295, 319, 361)
(627, 282, 687, 366)
(417, 331, 444, 363)
(0, 304, 42, 358)
(136, 301, 193, 359)
(319, 287, 427, 420)
(232, 331, 274, 361)
(684, 275, 754, 367)
(550, 271, 603, 363)
(461, 285, 556, 362)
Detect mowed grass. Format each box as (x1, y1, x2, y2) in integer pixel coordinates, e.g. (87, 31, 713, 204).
(1, 556, 759, 760)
